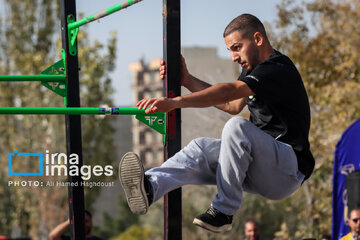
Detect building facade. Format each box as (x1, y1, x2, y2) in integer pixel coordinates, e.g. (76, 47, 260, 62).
(129, 59, 164, 169)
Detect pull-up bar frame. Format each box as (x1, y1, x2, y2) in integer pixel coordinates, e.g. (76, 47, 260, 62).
(1, 0, 181, 238)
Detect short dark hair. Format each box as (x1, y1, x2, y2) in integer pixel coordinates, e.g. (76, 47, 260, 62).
(85, 210, 92, 218)
(348, 208, 360, 218)
(223, 14, 267, 40)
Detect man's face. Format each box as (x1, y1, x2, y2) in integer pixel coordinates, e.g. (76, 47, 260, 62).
(85, 214, 92, 235)
(348, 209, 360, 236)
(245, 222, 259, 240)
(224, 30, 261, 72)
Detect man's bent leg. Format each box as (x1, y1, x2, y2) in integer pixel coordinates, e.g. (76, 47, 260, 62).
(146, 137, 220, 203)
(212, 117, 304, 215)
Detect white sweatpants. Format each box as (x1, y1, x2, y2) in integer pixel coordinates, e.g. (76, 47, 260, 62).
(146, 116, 305, 215)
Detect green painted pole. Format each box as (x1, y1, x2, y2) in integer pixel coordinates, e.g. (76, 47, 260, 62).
(0, 75, 65, 82)
(0, 107, 160, 115)
(0, 107, 166, 134)
(68, 0, 143, 30)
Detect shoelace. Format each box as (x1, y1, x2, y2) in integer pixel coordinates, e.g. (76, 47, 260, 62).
(206, 207, 233, 222)
(206, 207, 220, 217)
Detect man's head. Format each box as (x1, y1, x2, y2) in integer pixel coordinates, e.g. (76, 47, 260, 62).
(223, 14, 272, 72)
(244, 219, 260, 240)
(85, 210, 93, 236)
(223, 14, 268, 40)
(348, 208, 360, 237)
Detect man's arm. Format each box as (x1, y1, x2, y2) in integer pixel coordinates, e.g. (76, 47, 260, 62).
(137, 80, 253, 114)
(49, 220, 69, 240)
(218, 97, 247, 115)
(174, 80, 253, 109)
(160, 57, 248, 115)
(182, 74, 247, 114)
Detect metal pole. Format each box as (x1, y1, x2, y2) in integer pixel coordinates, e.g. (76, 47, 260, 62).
(0, 107, 159, 115)
(163, 0, 182, 239)
(60, 1, 85, 239)
(68, 0, 143, 30)
(0, 75, 65, 82)
(0, 107, 166, 134)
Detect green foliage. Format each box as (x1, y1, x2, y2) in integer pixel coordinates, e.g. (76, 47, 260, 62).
(93, 195, 165, 239)
(93, 195, 140, 239)
(0, 173, 15, 234)
(110, 225, 151, 240)
(266, 0, 360, 238)
(76, 27, 117, 210)
(0, 1, 64, 237)
(181, 186, 298, 240)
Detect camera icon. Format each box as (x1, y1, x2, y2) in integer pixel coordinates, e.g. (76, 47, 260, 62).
(8, 150, 43, 176)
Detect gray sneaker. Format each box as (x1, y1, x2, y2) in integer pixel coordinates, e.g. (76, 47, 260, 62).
(119, 152, 149, 215)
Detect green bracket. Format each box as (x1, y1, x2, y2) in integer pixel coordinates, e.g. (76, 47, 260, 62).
(67, 14, 78, 56)
(61, 48, 66, 68)
(135, 112, 166, 135)
(40, 60, 66, 97)
(60, 49, 67, 106)
(41, 50, 67, 105)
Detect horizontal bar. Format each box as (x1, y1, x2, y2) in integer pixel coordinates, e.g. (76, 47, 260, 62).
(68, 0, 143, 30)
(0, 107, 162, 116)
(0, 75, 66, 82)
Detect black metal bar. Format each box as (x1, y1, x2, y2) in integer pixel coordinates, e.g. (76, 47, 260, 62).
(162, 0, 182, 239)
(60, 1, 85, 239)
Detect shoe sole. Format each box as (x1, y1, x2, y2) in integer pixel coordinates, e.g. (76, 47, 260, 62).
(193, 218, 232, 233)
(119, 152, 149, 215)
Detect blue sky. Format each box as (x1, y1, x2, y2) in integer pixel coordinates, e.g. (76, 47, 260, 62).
(75, 0, 288, 106)
(0, 0, 289, 106)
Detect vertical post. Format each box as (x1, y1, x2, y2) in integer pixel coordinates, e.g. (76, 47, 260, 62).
(162, 0, 182, 240)
(60, 1, 85, 239)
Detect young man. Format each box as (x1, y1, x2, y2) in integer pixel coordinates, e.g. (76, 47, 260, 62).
(244, 219, 261, 240)
(119, 13, 314, 233)
(341, 209, 360, 240)
(49, 210, 103, 240)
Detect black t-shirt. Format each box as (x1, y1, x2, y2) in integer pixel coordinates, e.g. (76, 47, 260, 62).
(239, 50, 314, 179)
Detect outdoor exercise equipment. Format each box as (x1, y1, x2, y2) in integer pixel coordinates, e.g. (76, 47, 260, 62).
(1, 0, 182, 239)
(0, 107, 166, 134)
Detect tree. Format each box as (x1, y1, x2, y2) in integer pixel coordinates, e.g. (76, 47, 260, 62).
(0, 0, 117, 238)
(77, 23, 117, 211)
(110, 225, 151, 240)
(267, 0, 360, 238)
(92, 195, 140, 239)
